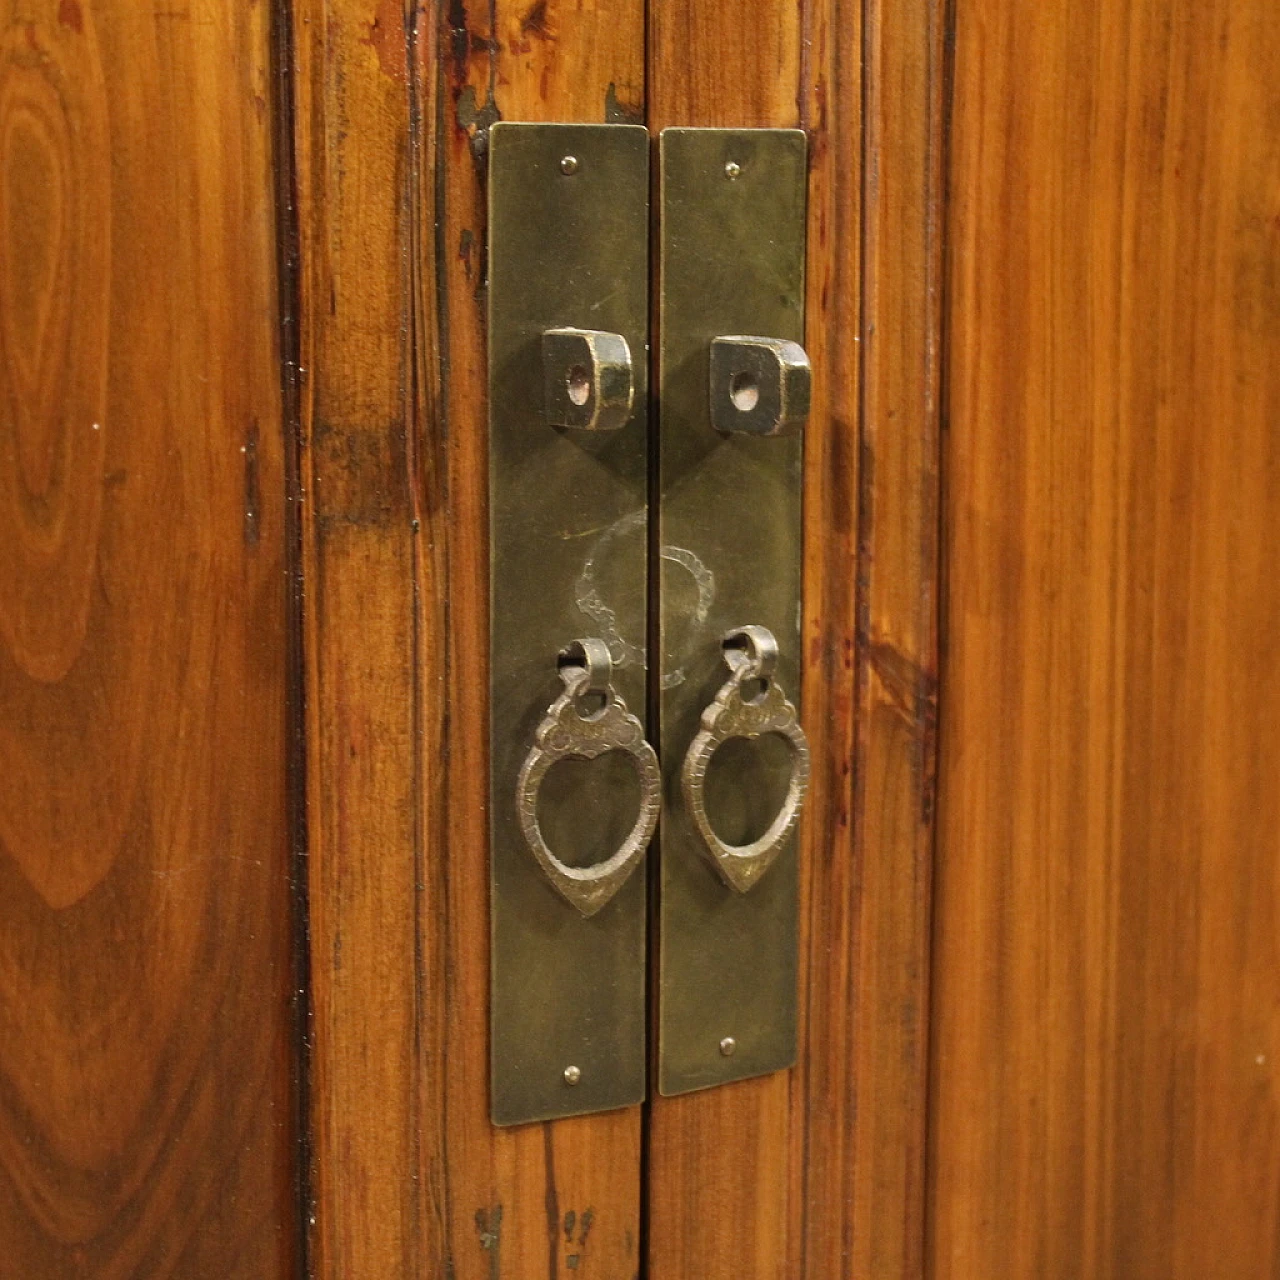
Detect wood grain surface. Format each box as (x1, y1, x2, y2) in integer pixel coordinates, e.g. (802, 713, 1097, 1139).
(646, 1, 943, 1276)
(0, 0, 298, 1274)
(290, 0, 422, 1270)
(931, 1, 1280, 1275)
(838, 0, 945, 1273)
(293, 0, 646, 1275)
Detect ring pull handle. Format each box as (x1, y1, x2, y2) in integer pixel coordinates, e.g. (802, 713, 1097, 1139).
(516, 639, 660, 917)
(680, 625, 811, 893)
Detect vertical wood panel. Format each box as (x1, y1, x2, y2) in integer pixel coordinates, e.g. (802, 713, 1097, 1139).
(847, 0, 946, 1273)
(0, 0, 298, 1273)
(292, 0, 420, 1271)
(932, 1, 1280, 1274)
(646, 0, 942, 1275)
(296, 1, 646, 1274)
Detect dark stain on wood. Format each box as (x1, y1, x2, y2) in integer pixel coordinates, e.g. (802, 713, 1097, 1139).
(243, 418, 261, 545)
(446, 0, 472, 78)
(455, 84, 501, 158)
(604, 82, 643, 124)
(520, 0, 552, 41)
(543, 1125, 560, 1278)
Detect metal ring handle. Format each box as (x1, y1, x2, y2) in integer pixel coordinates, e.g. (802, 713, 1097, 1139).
(680, 626, 810, 893)
(517, 640, 660, 917)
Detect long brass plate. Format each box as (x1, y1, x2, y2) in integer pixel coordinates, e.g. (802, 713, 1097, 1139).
(489, 123, 650, 1125)
(657, 128, 807, 1095)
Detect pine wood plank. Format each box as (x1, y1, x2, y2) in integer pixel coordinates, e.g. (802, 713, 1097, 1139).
(646, 1, 943, 1275)
(296, 1, 646, 1274)
(931, 1, 1280, 1274)
(291, 0, 421, 1271)
(842, 0, 946, 1274)
(0, 0, 298, 1272)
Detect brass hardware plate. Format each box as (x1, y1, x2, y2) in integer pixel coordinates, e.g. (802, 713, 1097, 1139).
(488, 123, 650, 1126)
(657, 128, 808, 1096)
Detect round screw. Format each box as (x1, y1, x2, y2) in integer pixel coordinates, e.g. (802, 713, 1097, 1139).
(719, 1037, 737, 1057)
(724, 160, 742, 180)
(560, 155, 580, 176)
(563, 1064, 582, 1085)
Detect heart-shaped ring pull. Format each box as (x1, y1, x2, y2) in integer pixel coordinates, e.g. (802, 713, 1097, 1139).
(680, 625, 811, 893)
(517, 639, 660, 917)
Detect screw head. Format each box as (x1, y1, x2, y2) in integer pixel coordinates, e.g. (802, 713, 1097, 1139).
(563, 1064, 582, 1085)
(560, 155, 580, 176)
(724, 160, 742, 180)
(719, 1036, 737, 1057)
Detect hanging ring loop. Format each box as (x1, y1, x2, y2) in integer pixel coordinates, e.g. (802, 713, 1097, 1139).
(680, 626, 810, 893)
(517, 640, 660, 916)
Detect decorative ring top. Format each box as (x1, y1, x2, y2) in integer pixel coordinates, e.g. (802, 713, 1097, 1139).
(680, 626, 810, 893)
(517, 640, 660, 917)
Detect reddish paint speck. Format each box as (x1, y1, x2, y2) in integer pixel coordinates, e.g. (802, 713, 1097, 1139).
(57, 0, 83, 33)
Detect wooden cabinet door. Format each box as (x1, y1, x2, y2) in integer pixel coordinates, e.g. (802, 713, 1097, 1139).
(297, 0, 1280, 1273)
(295, 2, 934, 1277)
(4, 0, 1276, 1277)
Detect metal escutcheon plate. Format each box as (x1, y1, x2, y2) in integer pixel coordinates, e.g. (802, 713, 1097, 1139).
(488, 123, 650, 1126)
(657, 128, 808, 1096)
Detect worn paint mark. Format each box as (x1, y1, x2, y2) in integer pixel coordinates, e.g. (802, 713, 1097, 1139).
(566, 1256, 580, 1270)
(578, 1208, 593, 1246)
(57, 0, 83, 33)
(604, 83, 643, 125)
(360, 0, 407, 85)
(563, 1209, 576, 1242)
(658, 545, 716, 688)
(575, 510, 647, 671)
(458, 228, 475, 281)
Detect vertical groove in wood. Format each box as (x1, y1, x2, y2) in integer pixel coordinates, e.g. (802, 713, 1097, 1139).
(646, 0, 941, 1276)
(931, 1, 1280, 1275)
(270, 1, 313, 1273)
(0, 1, 298, 1273)
(791, 0, 863, 1275)
(299, 2, 645, 1275)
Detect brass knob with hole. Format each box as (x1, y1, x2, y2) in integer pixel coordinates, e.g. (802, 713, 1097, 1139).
(709, 335, 811, 437)
(542, 327, 635, 431)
